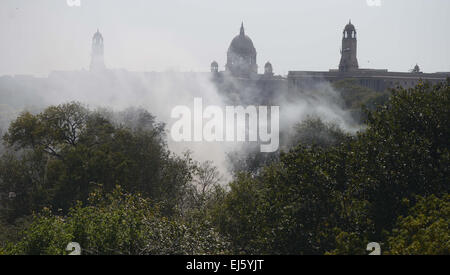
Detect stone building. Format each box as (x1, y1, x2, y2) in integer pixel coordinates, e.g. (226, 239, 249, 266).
(288, 21, 450, 92)
(211, 23, 286, 104)
(14, 23, 448, 111)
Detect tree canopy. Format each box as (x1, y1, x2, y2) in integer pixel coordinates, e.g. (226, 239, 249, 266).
(1, 82, 449, 255)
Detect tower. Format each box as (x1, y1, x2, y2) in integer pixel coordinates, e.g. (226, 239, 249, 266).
(226, 23, 258, 78)
(339, 20, 359, 72)
(211, 61, 219, 73)
(90, 29, 106, 72)
(264, 62, 274, 76)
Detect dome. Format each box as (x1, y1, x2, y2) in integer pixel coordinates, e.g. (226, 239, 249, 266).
(228, 23, 256, 56)
(211, 61, 218, 66)
(344, 20, 356, 32)
(93, 29, 103, 40)
(226, 23, 258, 77)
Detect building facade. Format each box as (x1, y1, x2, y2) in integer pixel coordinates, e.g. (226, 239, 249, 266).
(289, 21, 450, 92)
(33, 23, 450, 103)
(211, 23, 286, 104)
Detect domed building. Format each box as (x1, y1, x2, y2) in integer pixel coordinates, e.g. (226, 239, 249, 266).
(289, 20, 449, 93)
(225, 23, 258, 78)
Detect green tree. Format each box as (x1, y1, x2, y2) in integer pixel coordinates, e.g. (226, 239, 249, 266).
(0, 102, 193, 220)
(4, 186, 229, 255)
(349, 82, 449, 238)
(386, 194, 449, 255)
(212, 82, 449, 255)
(288, 116, 348, 148)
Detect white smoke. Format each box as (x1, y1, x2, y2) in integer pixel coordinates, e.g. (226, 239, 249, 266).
(0, 70, 362, 182)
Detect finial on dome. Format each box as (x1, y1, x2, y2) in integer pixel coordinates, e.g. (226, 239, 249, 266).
(240, 22, 245, 36)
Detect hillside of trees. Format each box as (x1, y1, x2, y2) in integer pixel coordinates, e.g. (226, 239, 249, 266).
(0, 81, 448, 255)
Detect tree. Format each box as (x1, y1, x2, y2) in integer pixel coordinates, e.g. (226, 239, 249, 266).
(0, 102, 193, 220)
(348, 82, 450, 237)
(288, 116, 348, 148)
(332, 79, 390, 123)
(4, 186, 230, 255)
(212, 82, 449, 254)
(386, 194, 449, 255)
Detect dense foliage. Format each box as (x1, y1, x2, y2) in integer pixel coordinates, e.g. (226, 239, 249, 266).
(213, 82, 449, 254)
(0, 82, 449, 255)
(0, 103, 192, 220)
(3, 186, 229, 255)
(386, 194, 449, 255)
(333, 79, 390, 122)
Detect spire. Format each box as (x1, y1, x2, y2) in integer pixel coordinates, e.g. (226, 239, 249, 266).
(240, 22, 245, 36)
(90, 28, 105, 71)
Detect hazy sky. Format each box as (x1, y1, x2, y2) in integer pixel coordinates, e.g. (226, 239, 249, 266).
(0, 0, 449, 76)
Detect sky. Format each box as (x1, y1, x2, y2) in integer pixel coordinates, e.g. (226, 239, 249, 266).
(0, 0, 449, 76)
